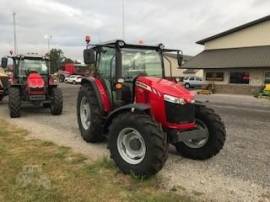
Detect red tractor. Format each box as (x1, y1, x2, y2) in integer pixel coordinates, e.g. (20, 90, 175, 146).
(1, 54, 63, 118)
(77, 40, 226, 177)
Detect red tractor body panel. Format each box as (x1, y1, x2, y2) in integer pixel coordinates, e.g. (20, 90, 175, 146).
(27, 73, 45, 88)
(135, 76, 196, 130)
(95, 78, 112, 112)
(26, 73, 46, 96)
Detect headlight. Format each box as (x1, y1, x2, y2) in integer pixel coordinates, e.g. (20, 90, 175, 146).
(164, 94, 186, 105)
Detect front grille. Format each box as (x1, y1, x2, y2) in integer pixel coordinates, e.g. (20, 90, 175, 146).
(29, 95, 46, 101)
(165, 101, 195, 123)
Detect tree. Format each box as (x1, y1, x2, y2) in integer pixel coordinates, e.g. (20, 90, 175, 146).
(62, 58, 74, 64)
(46, 49, 64, 73)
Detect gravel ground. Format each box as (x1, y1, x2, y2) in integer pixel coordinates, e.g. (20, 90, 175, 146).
(0, 83, 269, 202)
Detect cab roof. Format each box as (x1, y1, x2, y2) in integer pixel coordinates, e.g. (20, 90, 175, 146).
(91, 39, 181, 53)
(9, 54, 49, 60)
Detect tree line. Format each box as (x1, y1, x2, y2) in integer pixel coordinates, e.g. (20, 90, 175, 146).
(46, 49, 81, 73)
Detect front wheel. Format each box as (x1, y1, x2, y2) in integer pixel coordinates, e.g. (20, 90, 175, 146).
(108, 112, 168, 177)
(174, 105, 226, 160)
(50, 88, 63, 115)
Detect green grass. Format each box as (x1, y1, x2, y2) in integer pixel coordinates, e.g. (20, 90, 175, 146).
(0, 120, 195, 202)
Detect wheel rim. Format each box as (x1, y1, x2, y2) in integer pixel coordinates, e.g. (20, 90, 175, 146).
(80, 96, 91, 130)
(117, 128, 146, 165)
(183, 119, 209, 149)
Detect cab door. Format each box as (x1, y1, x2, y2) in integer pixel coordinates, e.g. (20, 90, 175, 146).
(96, 47, 116, 107)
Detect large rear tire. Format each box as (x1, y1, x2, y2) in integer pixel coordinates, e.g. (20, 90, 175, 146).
(108, 112, 168, 177)
(8, 87, 21, 118)
(174, 105, 226, 160)
(50, 88, 63, 115)
(77, 84, 104, 143)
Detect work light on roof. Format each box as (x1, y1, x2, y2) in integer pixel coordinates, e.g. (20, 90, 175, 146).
(85, 35, 91, 44)
(158, 43, 165, 50)
(117, 40, 125, 47)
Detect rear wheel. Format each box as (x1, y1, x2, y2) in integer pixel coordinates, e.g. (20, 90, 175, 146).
(77, 84, 104, 142)
(50, 88, 63, 115)
(108, 112, 168, 177)
(8, 87, 21, 118)
(174, 105, 225, 160)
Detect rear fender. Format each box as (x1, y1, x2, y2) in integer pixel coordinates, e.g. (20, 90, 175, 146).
(81, 77, 111, 113)
(103, 103, 151, 134)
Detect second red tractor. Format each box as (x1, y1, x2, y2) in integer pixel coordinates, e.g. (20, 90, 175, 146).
(1, 54, 63, 118)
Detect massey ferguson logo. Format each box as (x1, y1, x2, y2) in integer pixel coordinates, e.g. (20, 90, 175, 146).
(135, 81, 152, 92)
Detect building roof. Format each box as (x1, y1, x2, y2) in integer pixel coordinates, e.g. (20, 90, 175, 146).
(197, 15, 270, 45)
(183, 45, 270, 69)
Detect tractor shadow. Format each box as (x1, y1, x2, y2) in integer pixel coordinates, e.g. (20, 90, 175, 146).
(20, 104, 53, 117)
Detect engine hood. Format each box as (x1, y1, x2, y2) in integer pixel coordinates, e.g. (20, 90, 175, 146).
(27, 73, 45, 88)
(136, 76, 194, 102)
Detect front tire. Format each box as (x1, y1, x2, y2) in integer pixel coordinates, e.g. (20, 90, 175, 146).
(50, 88, 63, 115)
(108, 112, 168, 177)
(77, 84, 104, 142)
(174, 105, 226, 160)
(8, 87, 21, 118)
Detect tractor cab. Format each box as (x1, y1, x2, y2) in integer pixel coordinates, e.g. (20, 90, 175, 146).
(4, 54, 49, 84)
(83, 40, 183, 108)
(78, 39, 225, 178)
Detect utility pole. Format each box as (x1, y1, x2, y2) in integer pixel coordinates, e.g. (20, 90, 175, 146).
(44, 35, 52, 52)
(122, 0, 125, 40)
(44, 34, 52, 73)
(12, 12, 18, 55)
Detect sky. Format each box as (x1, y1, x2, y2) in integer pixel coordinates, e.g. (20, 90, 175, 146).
(0, 0, 269, 61)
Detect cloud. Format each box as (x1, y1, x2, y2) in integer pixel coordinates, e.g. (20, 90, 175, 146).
(0, 0, 269, 60)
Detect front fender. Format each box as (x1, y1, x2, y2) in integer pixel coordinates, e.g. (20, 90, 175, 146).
(81, 77, 111, 113)
(103, 103, 151, 134)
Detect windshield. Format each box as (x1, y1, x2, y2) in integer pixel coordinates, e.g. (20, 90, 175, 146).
(122, 49, 162, 81)
(19, 59, 48, 75)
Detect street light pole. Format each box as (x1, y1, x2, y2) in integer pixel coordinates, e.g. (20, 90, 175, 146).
(44, 34, 52, 73)
(122, 0, 125, 40)
(12, 12, 18, 55)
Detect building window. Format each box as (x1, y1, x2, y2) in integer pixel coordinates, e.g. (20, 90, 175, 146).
(229, 72, 250, 84)
(205, 72, 224, 81)
(265, 72, 270, 84)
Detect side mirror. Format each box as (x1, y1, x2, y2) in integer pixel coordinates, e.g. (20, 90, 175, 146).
(83, 49, 96, 64)
(1, 57, 8, 68)
(177, 52, 183, 67)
